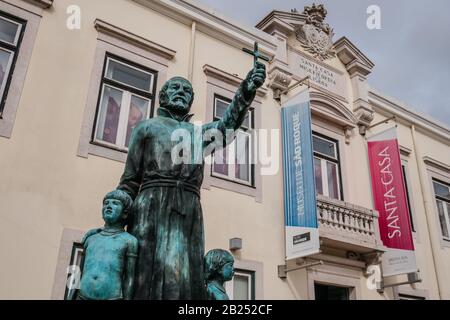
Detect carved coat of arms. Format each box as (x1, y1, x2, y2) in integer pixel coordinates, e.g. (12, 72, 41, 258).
(295, 3, 335, 60)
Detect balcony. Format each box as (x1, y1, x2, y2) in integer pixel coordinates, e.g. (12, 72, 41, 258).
(316, 195, 384, 254)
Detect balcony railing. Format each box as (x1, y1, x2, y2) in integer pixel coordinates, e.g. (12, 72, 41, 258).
(316, 195, 383, 253)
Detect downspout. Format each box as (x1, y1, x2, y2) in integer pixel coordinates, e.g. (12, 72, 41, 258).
(188, 21, 197, 82)
(411, 124, 442, 299)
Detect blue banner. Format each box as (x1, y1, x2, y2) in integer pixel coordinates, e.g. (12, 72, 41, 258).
(281, 91, 319, 260)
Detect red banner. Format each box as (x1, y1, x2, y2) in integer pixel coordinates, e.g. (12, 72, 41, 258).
(368, 128, 416, 276)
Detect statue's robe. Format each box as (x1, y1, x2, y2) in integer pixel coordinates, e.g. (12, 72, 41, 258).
(117, 81, 255, 300)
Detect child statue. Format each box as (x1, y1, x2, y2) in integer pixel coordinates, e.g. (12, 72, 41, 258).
(69, 190, 138, 300)
(204, 249, 235, 300)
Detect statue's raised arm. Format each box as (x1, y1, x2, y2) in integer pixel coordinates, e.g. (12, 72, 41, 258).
(112, 43, 266, 300)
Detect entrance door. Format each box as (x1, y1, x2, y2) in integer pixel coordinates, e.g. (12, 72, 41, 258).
(314, 283, 350, 300)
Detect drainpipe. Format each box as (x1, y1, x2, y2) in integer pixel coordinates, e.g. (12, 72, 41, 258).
(411, 124, 442, 299)
(188, 21, 197, 82)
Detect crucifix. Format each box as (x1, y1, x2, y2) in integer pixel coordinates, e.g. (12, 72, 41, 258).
(242, 42, 270, 67)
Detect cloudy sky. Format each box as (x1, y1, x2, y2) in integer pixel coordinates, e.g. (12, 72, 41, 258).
(196, 0, 450, 127)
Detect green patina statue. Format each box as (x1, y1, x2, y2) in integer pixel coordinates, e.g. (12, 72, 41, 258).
(204, 249, 235, 300)
(116, 50, 266, 299)
(70, 190, 138, 300)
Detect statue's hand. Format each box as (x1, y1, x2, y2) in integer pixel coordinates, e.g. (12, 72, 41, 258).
(245, 61, 266, 93)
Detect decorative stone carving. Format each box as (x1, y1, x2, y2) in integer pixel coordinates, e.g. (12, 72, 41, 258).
(204, 249, 235, 300)
(295, 3, 335, 61)
(344, 127, 353, 145)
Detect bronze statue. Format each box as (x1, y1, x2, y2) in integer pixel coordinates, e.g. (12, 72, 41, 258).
(204, 249, 235, 300)
(117, 47, 266, 299)
(69, 190, 138, 300)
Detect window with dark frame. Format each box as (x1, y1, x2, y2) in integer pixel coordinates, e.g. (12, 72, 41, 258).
(401, 164, 415, 232)
(91, 54, 157, 151)
(0, 11, 26, 116)
(312, 132, 343, 200)
(433, 179, 450, 241)
(211, 95, 255, 187)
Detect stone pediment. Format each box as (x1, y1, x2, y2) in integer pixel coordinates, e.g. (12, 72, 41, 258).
(310, 91, 357, 128)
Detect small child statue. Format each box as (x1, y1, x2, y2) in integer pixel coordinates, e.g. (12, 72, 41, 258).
(204, 249, 235, 300)
(69, 190, 138, 300)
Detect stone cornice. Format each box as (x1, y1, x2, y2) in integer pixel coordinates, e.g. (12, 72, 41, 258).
(94, 19, 176, 61)
(399, 145, 412, 157)
(203, 64, 268, 98)
(334, 37, 374, 77)
(423, 156, 450, 173)
(132, 0, 276, 58)
(369, 88, 450, 143)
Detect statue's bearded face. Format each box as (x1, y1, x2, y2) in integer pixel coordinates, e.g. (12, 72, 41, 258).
(159, 77, 194, 115)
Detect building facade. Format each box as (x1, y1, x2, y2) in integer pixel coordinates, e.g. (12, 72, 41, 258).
(0, 0, 449, 300)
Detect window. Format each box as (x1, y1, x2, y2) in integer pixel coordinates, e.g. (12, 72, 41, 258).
(313, 133, 342, 200)
(314, 283, 350, 300)
(225, 269, 255, 300)
(433, 179, 450, 241)
(0, 12, 25, 116)
(92, 55, 156, 151)
(211, 95, 254, 186)
(402, 163, 415, 232)
(63, 243, 84, 300)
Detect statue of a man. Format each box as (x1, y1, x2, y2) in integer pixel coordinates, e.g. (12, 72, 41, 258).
(204, 249, 235, 300)
(117, 61, 266, 300)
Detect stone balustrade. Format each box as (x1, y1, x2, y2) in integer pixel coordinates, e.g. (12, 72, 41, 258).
(316, 195, 382, 251)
